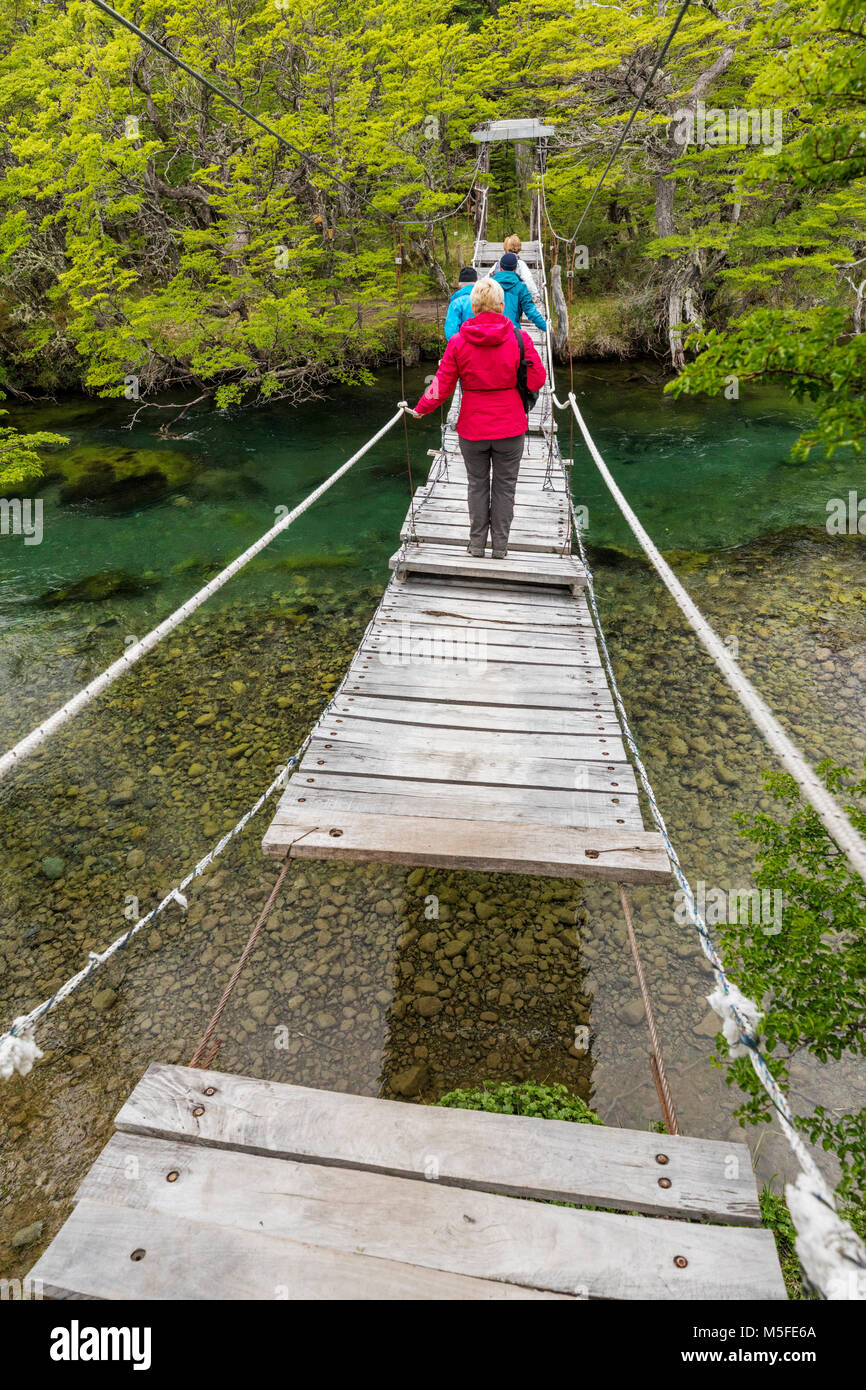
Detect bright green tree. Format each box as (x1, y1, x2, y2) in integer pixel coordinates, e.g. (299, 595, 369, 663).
(0, 0, 504, 425)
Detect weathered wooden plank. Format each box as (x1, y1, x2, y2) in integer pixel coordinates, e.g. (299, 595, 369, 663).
(439, 458, 560, 481)
(366, 633, 603, 669)
(310, 718, 625, 763)
(379, 597, 585, 632)
(265, 810, 671, 882)
(429, 465, 558, 485)
(324, 694, 621, 735)
(413, 490, 564, 514)
(302, 737, 637, 797)
(380, 597, 580, 623)
(373, 596, 591, 625)
(400, 521, 569, 554)
(362, 631, 601, 669)
(338, 659, 615, 710)
(391, 545, 584, 591)
(408, 510, 566, 537)
(347, 651, 603, 687)
(389, 573, 577, 601)
(413, 486, 567, 513)
(400, 519, 565, 543)
(370, 619, 597, 656)
(29, 1198, 567, 1301)
(408, 503, 564, 529)
(115, 1066, 768, 1230)
(70, 1132, 783, 1300)
(279, 774, 643, 828)
(383, 585, 582, 617)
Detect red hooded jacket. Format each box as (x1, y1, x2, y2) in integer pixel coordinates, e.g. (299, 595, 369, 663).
(414, 311, 546, 440)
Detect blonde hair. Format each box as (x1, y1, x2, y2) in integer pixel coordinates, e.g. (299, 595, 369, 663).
(504, 234, 522, 253)
(470, 276, 505, 314)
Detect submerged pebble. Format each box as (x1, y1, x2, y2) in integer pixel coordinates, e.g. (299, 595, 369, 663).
(0, 482, 863, 1281)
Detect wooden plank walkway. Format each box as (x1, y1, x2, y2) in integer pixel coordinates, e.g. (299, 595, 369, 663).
(26, 238, 784, 1305)
(29, 1064, 787, 1300)
(263, 240, 670, 882)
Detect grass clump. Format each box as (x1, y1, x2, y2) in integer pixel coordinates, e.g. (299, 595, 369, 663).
(436, 1080, 602, 1125)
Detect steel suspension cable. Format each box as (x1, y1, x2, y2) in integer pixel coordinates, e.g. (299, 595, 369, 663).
(188, 857, 294, 1068)
(619, 884, 681, 1135)
(539, 0, 693, 247)
(87, 0, 482, 232)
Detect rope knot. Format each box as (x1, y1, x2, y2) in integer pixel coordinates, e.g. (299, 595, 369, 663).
(0, 1017, 44, 1080)
(707, 980, 763, 1058)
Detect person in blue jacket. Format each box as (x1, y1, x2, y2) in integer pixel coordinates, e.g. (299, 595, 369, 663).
(444, 267, 477, 340)
(492, 251, 547, 332)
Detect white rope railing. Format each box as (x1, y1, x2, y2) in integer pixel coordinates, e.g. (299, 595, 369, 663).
(564, 390, 866, 887)
(546, 366, 866, 1295)
(0, 409, 404, 782)
(0, 606, 378, 1081)
(565, 475, 865, 1296)
(0, 735, 312, 1080)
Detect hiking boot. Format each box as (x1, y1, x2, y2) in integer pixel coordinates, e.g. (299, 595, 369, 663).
(466, 546, 484, 558)
(492, 548, 508, 559)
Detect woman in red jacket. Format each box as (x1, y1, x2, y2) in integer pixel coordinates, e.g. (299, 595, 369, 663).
(408, 276, 546, 558)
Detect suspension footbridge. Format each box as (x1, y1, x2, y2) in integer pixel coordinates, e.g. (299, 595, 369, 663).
(24, 230, 788, 1302)
(3, 2, 865, 1300)
(262, 238, 670, 886)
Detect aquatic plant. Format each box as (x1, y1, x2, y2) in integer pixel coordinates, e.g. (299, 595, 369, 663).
(436, 1080, 603, 1125)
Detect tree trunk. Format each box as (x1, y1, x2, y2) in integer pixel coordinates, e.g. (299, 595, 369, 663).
(513, 140, 533, 204)
(473, 146, 490, 243)
(667, 285, 685, 371)
(653, 44, 736, 369)
(667, 257, 704, 370)
(411, 236, 450, 295)
(550, 264, 569, 362)
(529, 188, 540, 242)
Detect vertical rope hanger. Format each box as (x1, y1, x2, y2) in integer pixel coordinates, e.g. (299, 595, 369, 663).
(394, 229, 419, 542)
(434, 231, 446, 434)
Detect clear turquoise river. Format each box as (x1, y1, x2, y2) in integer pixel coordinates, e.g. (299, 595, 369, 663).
(1, 363, 864, 1274)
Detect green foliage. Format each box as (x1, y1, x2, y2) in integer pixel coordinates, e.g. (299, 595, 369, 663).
(760, 1184, 866, 1300)
(759, 1188, 813, 1301)
(727, 760, 866, 1203)
(0, 0, 504, 414)
(0, 394, 67, 488)
(436, 1079, 603, 1125)
(2, 0, 865, 430)
(667, 0, 866, 455)
(668, 308, 866, 458)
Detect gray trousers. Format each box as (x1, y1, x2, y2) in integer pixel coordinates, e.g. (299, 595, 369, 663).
(458, 434, 525, 551)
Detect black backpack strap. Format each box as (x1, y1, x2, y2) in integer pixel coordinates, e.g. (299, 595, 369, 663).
(511, 318, 525, 368)
(511, 320, 526, 394)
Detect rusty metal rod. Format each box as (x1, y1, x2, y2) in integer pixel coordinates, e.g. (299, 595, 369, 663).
(618, 882, 681, 1135)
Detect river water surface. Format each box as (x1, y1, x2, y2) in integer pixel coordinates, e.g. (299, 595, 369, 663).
(1, 364, 864, 1274)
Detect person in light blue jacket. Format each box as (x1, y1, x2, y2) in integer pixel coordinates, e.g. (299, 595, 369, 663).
(492, 252, 547, 333)
(444, 267, 477, 340)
